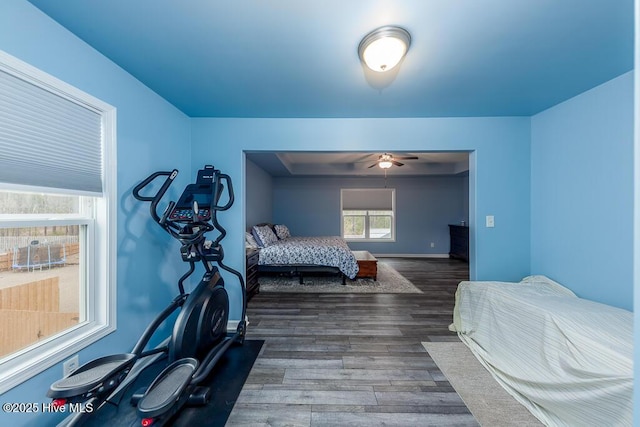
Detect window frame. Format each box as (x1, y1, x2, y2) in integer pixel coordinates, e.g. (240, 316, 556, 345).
(340, 188, 396, 242)
(0, 51, 117, 394)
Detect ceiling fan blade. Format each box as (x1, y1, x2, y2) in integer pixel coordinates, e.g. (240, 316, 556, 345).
(395, 156, 419, 160)
(353, 154, 379, 163)
(392, 160, 404, 167)
(354, 154, 384, 164)
(367, 163, 377, 168)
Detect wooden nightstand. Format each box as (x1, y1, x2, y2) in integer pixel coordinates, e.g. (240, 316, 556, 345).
(245, 249, 260, 301)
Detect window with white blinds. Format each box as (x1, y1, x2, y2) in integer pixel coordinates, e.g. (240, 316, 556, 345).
(341, 188, 394, 211)
(341, 188, 395, 241)
(0, 50, 116, 394)
(0, 55, 107, 196)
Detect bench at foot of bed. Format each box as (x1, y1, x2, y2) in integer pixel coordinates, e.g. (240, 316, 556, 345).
(352, 250, 377, 281)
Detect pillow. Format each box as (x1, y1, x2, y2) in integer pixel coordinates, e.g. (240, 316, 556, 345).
(252, 225, 278, 247)
(274, 224, 290, 240)
(245, 231, 259, 249)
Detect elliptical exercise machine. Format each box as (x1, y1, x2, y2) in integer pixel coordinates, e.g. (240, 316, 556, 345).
(47, 165, 247, 426)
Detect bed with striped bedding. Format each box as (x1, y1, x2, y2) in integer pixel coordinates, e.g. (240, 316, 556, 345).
(449, 275, 632, 427)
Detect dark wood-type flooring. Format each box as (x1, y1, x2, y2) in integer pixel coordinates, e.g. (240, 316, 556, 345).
(227, 257, 474, 426)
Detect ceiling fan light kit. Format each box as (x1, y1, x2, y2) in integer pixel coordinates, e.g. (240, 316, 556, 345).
(368, 153, 419, 169)
(358, 26, 411, 72)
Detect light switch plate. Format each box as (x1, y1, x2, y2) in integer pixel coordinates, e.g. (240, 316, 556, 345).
(486, 215, 495, 228)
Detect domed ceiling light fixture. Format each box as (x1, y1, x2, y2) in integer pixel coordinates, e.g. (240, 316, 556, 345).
(358, 26, 411, 72)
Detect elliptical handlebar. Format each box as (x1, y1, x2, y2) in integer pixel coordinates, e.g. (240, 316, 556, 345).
(132, 169, 179, 225)
(213, 173, 234, 211)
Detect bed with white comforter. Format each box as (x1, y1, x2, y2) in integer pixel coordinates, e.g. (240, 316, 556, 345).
(449, 275, 632, 427)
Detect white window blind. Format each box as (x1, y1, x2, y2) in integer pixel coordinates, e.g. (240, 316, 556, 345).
(0, 68, 103, 195)
(342, 188, 394, 210)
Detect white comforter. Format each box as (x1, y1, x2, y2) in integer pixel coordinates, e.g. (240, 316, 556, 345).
(449, 275, 633, 427)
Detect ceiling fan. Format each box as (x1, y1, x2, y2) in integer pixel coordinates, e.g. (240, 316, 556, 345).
(368, 153, 419, 169)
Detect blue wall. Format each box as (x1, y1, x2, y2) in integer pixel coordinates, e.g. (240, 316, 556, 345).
(531, 71, 634, 310)
(192, 116, 532, 311)
(270, 175, 466, 255)
(6, 0, 636, 423)
(245, 159, 273, 228)
(0, 2, 192, 425)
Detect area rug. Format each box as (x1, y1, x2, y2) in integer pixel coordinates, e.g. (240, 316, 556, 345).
(259, 262, 422, 293)
(422, 341, 542, 427)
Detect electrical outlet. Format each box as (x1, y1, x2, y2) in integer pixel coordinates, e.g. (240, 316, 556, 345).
(430, 242, 435, 248)
(63, 355, 79, 377)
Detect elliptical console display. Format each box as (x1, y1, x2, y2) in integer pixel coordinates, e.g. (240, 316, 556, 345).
(168, 166, 222, 222)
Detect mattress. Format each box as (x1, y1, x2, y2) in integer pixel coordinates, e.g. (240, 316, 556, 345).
(258, 236, 359, 279)
(449, 275, 633, 427)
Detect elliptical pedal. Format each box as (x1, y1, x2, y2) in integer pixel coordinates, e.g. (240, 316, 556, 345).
(48, 353, 136, 399)
(136, 358, 198, 421)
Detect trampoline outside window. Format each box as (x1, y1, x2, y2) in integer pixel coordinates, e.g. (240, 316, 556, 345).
(0, 192, 87, 359)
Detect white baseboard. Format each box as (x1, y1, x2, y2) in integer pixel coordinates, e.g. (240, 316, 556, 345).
(372, 253, 450, 258)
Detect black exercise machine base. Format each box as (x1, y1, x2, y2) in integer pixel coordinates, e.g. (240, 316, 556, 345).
(80, 340, 263, 427)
